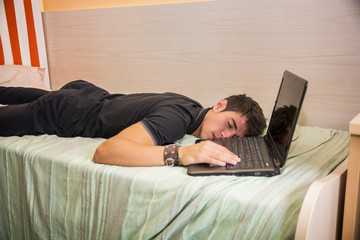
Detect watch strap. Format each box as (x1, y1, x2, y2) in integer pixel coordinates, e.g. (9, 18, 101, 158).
(163, 145, 180, 166)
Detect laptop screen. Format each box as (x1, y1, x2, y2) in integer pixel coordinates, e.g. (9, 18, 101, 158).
(266, 71, 308, 167)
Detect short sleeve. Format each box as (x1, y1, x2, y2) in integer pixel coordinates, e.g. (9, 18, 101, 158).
(140, 106, 192, 145)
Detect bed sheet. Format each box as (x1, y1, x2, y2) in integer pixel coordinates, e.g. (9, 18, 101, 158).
(0, 126, 349, 240)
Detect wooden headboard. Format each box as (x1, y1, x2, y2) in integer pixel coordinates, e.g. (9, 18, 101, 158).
(42, 0, 360, 130)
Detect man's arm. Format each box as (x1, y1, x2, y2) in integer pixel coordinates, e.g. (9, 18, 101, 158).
(93, 122, 240, 167)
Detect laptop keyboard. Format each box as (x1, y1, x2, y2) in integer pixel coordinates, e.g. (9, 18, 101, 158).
(225, 137, 265, 169)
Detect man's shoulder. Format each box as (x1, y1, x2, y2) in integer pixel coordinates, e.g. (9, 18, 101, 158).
(162, 92, 203, 106)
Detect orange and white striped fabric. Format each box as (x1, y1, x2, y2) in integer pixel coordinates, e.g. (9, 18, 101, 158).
(0, 0, 49, 86)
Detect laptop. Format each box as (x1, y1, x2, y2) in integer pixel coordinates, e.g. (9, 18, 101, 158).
(187, 70, 308, 177)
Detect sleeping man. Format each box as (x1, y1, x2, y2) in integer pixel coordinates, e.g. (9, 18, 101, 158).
(0, 80, 266, 167)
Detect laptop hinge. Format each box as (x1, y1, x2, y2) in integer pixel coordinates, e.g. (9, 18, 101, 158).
(264, 135, 283, 168)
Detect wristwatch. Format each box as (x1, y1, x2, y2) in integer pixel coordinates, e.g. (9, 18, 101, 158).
(163, 145, 181, 166)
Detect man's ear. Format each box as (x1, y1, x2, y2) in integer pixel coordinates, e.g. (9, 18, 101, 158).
(212, 99, 228, 112)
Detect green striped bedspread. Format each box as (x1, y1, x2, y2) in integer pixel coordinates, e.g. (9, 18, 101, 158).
(0, 126, 349, 240)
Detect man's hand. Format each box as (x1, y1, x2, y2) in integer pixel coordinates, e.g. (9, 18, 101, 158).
(178, 141, 241, 166)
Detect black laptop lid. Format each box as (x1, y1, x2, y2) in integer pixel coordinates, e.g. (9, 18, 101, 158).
(266, 70, 308, 167)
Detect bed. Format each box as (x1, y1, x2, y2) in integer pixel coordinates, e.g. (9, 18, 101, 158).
(0, 64, 355, 239)
(1, 0, 360, 238)
(0, 123, 351, 239)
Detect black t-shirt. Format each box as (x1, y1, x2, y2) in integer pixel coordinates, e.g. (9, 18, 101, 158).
(57, 80, 208, 145)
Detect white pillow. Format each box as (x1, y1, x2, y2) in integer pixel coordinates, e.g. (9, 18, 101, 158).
(0, 65, 49, 90)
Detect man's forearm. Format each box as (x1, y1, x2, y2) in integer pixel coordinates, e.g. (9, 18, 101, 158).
(93, 138, 165, 166)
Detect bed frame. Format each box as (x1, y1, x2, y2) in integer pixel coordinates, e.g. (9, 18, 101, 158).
(296, 113, 360, 239)
(295, 158, 347, 239)
(342, 114, 360, 239)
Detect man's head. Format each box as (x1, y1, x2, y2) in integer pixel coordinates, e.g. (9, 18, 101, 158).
(223, 94, 267, 137)
(194, 94, 266, 140)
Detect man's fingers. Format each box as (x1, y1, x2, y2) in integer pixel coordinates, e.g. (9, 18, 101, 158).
(180, 140, 240, 166)
(204, 141, 240, 164)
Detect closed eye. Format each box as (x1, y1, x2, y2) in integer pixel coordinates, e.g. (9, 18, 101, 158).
(231, 118, 238, 131)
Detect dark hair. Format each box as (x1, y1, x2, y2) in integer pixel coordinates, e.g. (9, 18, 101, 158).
(223, 94, 267, 136)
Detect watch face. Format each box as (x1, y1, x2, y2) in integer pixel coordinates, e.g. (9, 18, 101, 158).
(166, 158, 175, 166)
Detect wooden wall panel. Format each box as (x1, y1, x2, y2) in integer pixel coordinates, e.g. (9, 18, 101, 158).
(41, 0, 214, 11)
(42, 0, 360, 130)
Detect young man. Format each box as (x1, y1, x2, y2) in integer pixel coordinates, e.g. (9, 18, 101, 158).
(0, 80, 266, 167)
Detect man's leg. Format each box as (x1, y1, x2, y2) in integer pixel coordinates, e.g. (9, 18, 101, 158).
(0, 90, 66, 136)
(0, 86, 50, 104)
(0, 104, 43, 136)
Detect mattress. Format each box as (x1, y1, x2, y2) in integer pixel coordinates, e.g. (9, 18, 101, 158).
(0, 125, 349, 239)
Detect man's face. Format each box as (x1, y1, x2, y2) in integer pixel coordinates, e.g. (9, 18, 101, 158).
(198, 100, 248, 140)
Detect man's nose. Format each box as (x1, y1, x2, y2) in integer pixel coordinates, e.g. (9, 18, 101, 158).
(222, 130, 236, 138)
